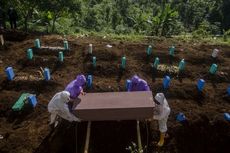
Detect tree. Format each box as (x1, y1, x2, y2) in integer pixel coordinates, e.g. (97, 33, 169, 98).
(69, 1, 82, 29)
(8, 0, 40, 32)
(111, 9, 121, 30)
(222, 0, 230, 30)
(127, 5, 150, 34)
(150, 3, 179, 36)
(39, 0, 76, 32)
(3, 0, 229, 36)
(84, 8, 99, 30)
(115, 0, 130, 25)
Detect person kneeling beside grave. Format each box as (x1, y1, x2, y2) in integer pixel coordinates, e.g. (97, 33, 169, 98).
(128, 75, 150, 91)
(48, 91, 81, 129)
(152, 93, 171, 147)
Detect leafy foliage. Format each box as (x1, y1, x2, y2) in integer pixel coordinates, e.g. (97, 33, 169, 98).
(1, 0, 230, 36)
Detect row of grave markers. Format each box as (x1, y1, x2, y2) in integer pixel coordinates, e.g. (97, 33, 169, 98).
(5, 67, 51, 81)
(27, 48, 64, 62)
(34, 39, 220, 60)
(6, 64, 228, 94)
(147, 45, 220, 58)
(4, 66, 230, 121)
(34, 39, 69, 50)
(175, 112, 230, 122)
(26, 48, 218, 75)
(87, 44, 219, 74)
(3, 39, 229, 120)
(4, 39, 228, 93)
(4, 61, 226, 104)
(31, 40, 220, 75)
(5, 66, 92, 86)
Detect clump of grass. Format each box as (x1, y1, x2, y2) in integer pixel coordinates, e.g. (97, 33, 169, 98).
(126, 142, 144, 153)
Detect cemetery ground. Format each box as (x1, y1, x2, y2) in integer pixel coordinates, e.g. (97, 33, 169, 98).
(0, 31, 229, 153)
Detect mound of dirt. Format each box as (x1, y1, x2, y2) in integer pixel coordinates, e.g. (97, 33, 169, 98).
(173, 116, 230, 153)
(3, 30, 28, 42)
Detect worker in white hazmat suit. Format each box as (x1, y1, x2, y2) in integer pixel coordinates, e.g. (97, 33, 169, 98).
(153, 93, 170, 147)
(48, 91, 80, 127)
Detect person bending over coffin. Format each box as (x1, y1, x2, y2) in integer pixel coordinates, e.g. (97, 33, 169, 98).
(65, 74, 86, 110)
(48, 91, 81, 128)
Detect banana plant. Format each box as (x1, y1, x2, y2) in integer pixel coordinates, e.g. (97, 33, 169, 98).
(150, 3, 178, 36)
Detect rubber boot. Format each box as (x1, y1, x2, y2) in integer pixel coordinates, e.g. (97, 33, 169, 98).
(157, 132, 165, 147)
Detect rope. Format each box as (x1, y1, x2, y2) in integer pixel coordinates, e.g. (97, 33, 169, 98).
(136, 120, 142, 151)
(76, 122, 78, 153)
(145, 121, 149, 153)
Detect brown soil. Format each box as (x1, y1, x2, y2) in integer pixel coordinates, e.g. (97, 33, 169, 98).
(0, 32, 230, 153)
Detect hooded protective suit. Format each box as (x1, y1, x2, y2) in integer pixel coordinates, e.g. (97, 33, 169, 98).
(48, 91, 80, 124)
(128, 75, 150, 91)
(153, 93, 170, 133)
(65, 75, 86, 99)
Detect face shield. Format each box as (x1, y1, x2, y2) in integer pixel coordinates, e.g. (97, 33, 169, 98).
(154, 97, 161, 105)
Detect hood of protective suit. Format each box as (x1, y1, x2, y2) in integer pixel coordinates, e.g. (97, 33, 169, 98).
(153, 93, 170, 122)
(48, 91, 80, 122)
(155, 93, 165, 105)
(129, 75, 150, 91)
(60, 91, 70, 103)
(131, 75, 140, 84)
(65, 75, 86, 99)
(74, 75, 86, 87)
(48, 91, 70, 112)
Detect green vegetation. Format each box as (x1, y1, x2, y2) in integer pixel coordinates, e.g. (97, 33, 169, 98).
(1, 0, 230, 40)
(126, 142, 144, 153)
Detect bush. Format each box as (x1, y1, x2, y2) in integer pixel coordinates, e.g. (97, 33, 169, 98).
(210, 22, 222, 35)
(115, 25, 132, 34)
(192, 20, 211, 38)
(223, 29, 230, 42)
